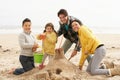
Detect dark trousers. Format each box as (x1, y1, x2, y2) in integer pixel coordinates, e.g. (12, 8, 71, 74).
(13, 55, 35, 75)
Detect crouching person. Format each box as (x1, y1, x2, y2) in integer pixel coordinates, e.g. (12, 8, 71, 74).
(70, 19, 120, 76)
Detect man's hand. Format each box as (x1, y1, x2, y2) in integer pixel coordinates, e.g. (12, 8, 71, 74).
(68, 50, 77, 60)
(71, 50, 77, 57)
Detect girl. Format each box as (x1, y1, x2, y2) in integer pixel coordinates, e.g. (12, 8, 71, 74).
(8, 18, 38, 75)
(37, 23, 57, 69)
(70, 20, 120, 76)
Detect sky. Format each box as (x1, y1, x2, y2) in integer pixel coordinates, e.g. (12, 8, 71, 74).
(0, 0, 120, 28)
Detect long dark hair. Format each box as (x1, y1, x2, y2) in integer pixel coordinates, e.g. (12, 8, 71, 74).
(44, 23, 58, 42)
(43, 23, 57, 34)
(70, 19, 83, 27)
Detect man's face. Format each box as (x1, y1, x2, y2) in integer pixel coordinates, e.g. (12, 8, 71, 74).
(58, 14, 68, 24)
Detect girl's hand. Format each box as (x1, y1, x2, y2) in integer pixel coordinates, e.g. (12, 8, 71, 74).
(40, 34, 46, 40)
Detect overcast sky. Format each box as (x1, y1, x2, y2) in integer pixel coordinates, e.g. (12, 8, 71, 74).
(0, 0, 120, 27)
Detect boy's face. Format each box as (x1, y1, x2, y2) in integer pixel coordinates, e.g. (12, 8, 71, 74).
(46, 26, 53, 33)
(58, 14, 68, 24)
(22, 22, 31, 32)
(71, 21, 80, 32)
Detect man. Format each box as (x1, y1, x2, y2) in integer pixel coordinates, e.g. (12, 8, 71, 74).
(57, 9, 91, 62)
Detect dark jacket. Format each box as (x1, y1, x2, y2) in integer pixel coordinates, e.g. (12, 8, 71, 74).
(57, 16, 82, 51)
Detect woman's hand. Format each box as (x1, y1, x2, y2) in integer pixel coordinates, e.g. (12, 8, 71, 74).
(79, 65, 82, 70)
(84, 50, 89, 55)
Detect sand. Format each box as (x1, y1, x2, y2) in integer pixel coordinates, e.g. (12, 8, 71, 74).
(0, 34, 120, 80)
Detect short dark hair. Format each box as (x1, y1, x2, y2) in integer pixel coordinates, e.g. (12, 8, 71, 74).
(57, 9, 68, 17)
(22, 18, 31, 26)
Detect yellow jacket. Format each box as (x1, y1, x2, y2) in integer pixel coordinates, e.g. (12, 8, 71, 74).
(78, 25, 101, 68)
(37, 32, 57, 55)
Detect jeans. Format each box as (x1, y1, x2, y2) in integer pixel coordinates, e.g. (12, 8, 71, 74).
(86, 46, 109, 75)
(13, 55, 35, 75)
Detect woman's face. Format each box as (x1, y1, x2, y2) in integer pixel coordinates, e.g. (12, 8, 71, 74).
(71, 21, 80, 32)
(58, 14, 68, 24)
(22, 22, 31, 32)
(46, 26, 53, 33)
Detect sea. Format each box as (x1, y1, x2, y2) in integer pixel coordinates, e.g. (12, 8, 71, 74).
(0, 25, 120, 34)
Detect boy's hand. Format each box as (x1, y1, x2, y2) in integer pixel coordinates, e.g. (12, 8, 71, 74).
(32, 47, 36, 52)
(32, 43, 39, 52)
(33, 43, 38, 48)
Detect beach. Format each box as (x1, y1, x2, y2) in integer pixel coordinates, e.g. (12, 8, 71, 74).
(0, 34, 120, 80)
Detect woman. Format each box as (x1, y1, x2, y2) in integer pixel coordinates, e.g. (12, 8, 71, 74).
(70, 20, 120, 76)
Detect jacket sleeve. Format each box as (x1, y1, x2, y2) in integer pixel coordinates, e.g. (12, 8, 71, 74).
(19, 33, 34, 49)
(79, 50, 88, 68)
(57, 22, 63, 37)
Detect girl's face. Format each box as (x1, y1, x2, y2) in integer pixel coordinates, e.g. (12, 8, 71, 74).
(22, 22, 31, 32)
(58, 14, 68, 24)
(71, 21, 80, 32)
(45, 26, 53, 33)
